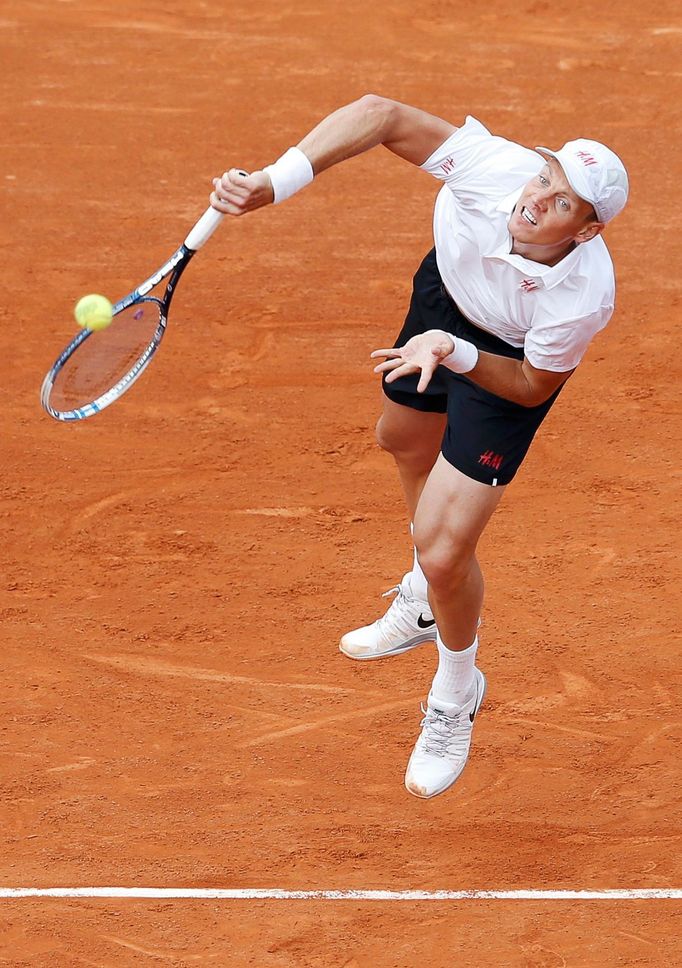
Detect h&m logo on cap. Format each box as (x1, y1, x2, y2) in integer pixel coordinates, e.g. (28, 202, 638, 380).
(440, 156, 455, 174)
(576, 150, 598, 166)
(520, 278, 538, 292)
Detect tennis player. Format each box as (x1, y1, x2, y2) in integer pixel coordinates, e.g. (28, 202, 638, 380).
(210, 95, 628, 799)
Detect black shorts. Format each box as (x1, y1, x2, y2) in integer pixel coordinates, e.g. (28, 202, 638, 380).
(382, 249, 565, 486)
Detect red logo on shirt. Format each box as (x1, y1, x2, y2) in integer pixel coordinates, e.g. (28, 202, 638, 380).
(440, 156, 455, 175)
(479, 451, 504, 471)
(520, 278, 538, 292)
(576, 150, 598, 166)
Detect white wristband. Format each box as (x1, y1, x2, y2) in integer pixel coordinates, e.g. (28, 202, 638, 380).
(440, 332, 479, 374)
(263, 147, 314, 204)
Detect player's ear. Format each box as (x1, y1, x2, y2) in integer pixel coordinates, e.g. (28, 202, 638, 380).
(575, 221, 605, 244)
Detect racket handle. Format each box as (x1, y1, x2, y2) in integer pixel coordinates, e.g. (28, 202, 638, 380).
(184, 207, 224, 251)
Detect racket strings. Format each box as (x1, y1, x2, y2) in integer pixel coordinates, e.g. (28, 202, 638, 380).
(48, 302, 162, 414)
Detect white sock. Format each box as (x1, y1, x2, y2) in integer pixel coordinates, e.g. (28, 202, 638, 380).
(430, 634, 478, 707)
(409, 523, 429, 601)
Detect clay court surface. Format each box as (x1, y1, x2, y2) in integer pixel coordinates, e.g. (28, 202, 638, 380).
(1, 0, 681, 964)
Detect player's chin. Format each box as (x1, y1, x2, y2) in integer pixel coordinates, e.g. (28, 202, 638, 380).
(510, 214, 535, 242)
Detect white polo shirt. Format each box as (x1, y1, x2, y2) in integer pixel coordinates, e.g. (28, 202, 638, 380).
(421, 116, 616, 372)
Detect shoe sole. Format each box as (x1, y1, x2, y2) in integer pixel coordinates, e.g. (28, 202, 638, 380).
(405, 670, 487, 799)
(338, 630, 436, 661)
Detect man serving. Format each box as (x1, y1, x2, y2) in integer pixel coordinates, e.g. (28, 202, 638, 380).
(210, 95, 628, 799)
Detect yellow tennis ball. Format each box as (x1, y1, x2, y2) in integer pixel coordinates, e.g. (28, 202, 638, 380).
(74, 293, 113, 331)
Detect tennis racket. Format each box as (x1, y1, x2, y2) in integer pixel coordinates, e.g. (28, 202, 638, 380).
(40, 206, 225, 421)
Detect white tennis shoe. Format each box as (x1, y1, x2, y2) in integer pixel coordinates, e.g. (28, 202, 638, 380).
(339, 572, 436, 660)
(405, 668, 486, 799)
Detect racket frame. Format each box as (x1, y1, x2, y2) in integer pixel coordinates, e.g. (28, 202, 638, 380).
(41, 205, 224, 422)
(40, 246, 194, 421)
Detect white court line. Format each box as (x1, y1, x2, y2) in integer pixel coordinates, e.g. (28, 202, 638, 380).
(0, 888, 680, 900)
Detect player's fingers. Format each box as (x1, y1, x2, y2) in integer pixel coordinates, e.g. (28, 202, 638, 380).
(224, 169, 251, 192)
(416, 360, 438, 392)
(219, 170, 274, 211)
(213, 173, 253, 212)
(372, 358, 403, 373)
(416, 366, 436, 392)
(209, 189, 247, 217)
(370, 348, 401, 360)
(216, 170, 250, 199)
(383, 362, 417, 383)
(218, 168, 248, 182)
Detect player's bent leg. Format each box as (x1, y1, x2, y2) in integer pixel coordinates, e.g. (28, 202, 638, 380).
(339, 398, 445, 661)
(375, 396, 446, 521)
(405, 456, 505, 798)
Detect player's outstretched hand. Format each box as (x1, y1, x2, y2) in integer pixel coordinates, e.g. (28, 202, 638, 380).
(211, 168, 274, 216)
(371, 330, 455, 393)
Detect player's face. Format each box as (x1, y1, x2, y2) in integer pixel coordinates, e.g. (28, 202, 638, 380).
(510, 157, 599, 249)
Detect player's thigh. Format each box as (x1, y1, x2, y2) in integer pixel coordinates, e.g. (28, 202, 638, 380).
(414, 453, 506, 564)
(376, 395, 447, 461)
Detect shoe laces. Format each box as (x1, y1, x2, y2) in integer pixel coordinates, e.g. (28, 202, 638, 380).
(418, 702, 471, 758)
(374, 582, 424, 647)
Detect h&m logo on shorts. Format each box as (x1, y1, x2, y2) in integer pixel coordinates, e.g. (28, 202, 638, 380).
(576, 150, 598, 166)
(479, 450, 504, 471)
(520, 278, 538, 292)
(440, 156, 455, 175)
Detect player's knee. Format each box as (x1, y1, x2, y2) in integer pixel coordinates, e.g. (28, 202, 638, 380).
(375, 413, 430, 466)
(375, 414, 404, 456)
(417, 538, 475, 595)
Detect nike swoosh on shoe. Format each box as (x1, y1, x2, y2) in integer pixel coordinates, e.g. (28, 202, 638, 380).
(417, 614, 436, 629)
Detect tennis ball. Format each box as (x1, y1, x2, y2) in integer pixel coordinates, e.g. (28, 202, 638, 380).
(74, 293, 113, 331)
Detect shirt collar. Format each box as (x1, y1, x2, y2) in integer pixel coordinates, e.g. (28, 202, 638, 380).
(491, 188, 585, 290)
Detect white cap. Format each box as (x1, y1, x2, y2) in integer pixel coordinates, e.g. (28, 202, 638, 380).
(535, 139, 629, 223)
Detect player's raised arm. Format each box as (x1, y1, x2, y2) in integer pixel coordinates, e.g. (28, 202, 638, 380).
(210, 94, 456, 216)
(296, 94, 457, 171)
